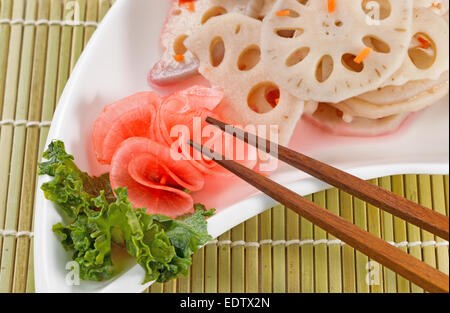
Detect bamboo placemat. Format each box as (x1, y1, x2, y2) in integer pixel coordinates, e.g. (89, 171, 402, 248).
(0, 0, 448, 293)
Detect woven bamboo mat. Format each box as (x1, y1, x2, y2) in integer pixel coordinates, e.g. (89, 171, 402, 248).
(0, 0, 448, 293)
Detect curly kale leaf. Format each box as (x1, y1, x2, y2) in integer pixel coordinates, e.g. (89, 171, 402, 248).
(39, 140, 213, 284)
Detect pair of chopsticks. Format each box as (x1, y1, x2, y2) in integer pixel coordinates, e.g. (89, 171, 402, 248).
(189, 116, 449, 293)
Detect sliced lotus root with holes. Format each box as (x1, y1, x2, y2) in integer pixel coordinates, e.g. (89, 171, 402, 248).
(383, 8, 449, 86)
(330, 72, 449, 119)
(306, 103, 410, 137)
(359, 71, 449, 104)
(185, 13, 304, 145)
(304, 100, 319, 115)
(259, 0, 277, 18)
(260, 0, 414, 103)
(414, 0, 449, 15)
(246, 0, 267, 18)
(149, 0, 271, 86)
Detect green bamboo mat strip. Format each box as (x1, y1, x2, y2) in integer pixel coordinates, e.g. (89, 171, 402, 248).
(26, 0, 62, 293)
(0, 0, 448, 293)
(13, 0, 49, 293)
(245, 216, 258, 292)
(272, 205, 286, 293)
(300, 195, 314, 292)
(0, 0, 12, 116)
(218, 230, 231, 293)
(0, 0, 38, 293)
(313, 191, 328, 293)
(260, 208, 272, 293)
(231, 221, 245, 293)
(0, 0, 111, 293)
(354, 194, 369, 292)
(0, 0, 21, 288)
(340, 190, 356, 292)
(327, 188, 342, 293)
(367, 179, 383, 293)
(405, 175, 424, 293)
(286, 207, 299, 293)
(379, 176, 397, 292)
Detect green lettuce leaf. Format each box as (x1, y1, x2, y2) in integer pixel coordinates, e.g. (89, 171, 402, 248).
(39, 140, 213, 284)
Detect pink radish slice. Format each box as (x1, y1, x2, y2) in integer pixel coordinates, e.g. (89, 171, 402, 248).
(157, 85, 257, 174)
(156, 86, 223, 145)
(110, 137, 204, 217)
(156, 85, 237, 174)
(92, 92, 161, 165)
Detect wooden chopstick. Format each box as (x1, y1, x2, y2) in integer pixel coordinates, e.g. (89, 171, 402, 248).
(188, 140, 450, 293)
(205, 116, 450, 241)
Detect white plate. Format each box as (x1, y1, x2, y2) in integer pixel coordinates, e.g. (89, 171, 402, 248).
(34, 0, 449, 293)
